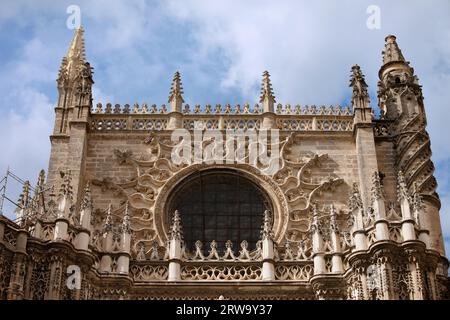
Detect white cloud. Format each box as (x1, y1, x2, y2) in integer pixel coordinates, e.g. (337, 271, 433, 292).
(0, 0, 450, 254)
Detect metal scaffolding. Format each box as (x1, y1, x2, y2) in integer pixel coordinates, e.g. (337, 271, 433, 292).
(0, 168, 37, 217)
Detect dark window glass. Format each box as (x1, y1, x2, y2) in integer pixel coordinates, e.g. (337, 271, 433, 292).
(169, 170, 270, 252)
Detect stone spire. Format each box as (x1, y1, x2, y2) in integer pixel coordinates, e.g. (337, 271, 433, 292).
(397, 170, 410, 201)
(371, 171, 384, 201)
(382, 35, 405, 65)
(169, 210, 183, 241)
(348, 182, 363, 211)
(260, 210, 274, 240)
(32, 169, 46, 214)
(58, 27, 88, 85)
(59, 171, 73, 200)
(67, 27, 86, 61)
(310, 203, 321, 235)
(260, 71, 276, 113)
(121, 202, 131, 234)
(103, 204, 113, 234)
(329, 204, 339, 232)
(168, 71, 184, 113)
(350, 65, 370, 108)
(411, 182, 423, 213)
(17, 181, 31, 210)
(80, 182, 92, 211)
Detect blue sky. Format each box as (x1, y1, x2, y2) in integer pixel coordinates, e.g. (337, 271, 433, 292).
(0, 0, 449, 253)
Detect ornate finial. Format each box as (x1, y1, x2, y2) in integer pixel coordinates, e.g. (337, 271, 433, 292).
(31, 169, 46, 214)
(310, 203, 322, 234)
(411, 182, 423, 212)
(103, 204, 113, 233)
(371, 171, 384, 201)
(348, 182, 363, 211)
(67, 27, 86, 62)
(58, 27, 88, 86)
(17, 181, 31, 209)
(59, 170, 73, 199)
(122, 201, 131, 234)
(397, 171, 409, 201)
(261, 210, 274, 240)
(330, 204, 339, 232)
(259, 71, 276, 104)
(169, 210, 183, 241)
(80, 182, 92, 210)
(168, 71, 184, 104)
(382, 35, 406, 65)
(350, 65, 370, 105)
(36, 169, 45, 191)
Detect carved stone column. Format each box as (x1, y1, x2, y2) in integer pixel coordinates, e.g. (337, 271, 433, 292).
(398, 172, 416, 241)
(329, 205, 344, 273)
(261, 210, 275, 281)
(117, 203, 131, 274)
(99, 204, 113, 273)
(168, 210, 182, 281)
(6, 230, 28, 300)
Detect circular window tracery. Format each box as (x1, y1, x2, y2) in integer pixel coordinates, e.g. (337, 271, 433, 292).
(167, 169, 272, 252)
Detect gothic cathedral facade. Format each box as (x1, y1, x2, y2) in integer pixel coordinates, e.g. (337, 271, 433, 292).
(0, 29, 449, 300)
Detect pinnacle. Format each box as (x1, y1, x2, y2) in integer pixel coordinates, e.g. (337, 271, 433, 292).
(18, 181, 31, 208)
(349, 65, 369, 103)
(382, 34, 405, 65)
(168, 71, 185, 103)
(81, 181, 92, 210)
(67, 27, 86, 62)
(259, 71, 276, 104)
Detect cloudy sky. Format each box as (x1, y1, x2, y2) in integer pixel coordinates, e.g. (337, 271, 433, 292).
(0, 0, 449, 253)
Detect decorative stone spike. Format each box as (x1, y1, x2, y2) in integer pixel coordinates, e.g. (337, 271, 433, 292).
(260, 210, 274, 240)
(169, 210, 183, 241)
(382, 35, 406, 65)
(330, 204, 339, 233)
(310, 203, 321, 235)
(80, 182, 92, 211)
(348, 182, 363, 211)
(371, 171, 384, 201)
(59, 170, 73, 200)
(121, 202, 131, 234)
(411, 182, 424, 214)
(350, 65, 370, 107)
(103, 204, 113, 234)
(260, 71, 276, 104)
(397, 171, 410, 202)
(17, 181, 31, 209)
(168, 71, 184, 104)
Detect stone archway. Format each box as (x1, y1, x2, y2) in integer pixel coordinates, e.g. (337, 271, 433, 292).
(153, 164, 290, 244)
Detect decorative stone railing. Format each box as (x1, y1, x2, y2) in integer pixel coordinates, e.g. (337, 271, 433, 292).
(93, 103, 352, 116)
(89, 103, 354, 132)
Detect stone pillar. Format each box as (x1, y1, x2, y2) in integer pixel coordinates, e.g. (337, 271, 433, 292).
(6, 230, 28, 300)
(398, 172, 416, 241)
(371, 172, 390, 241)
(350, 65, 379, 209)
(260, 210, 275, 281)
(75, 183, 92, 251)
(407, 252, 424, 300)
(167, 71, 184, 130)
(168, 210, 182, 281)
(311, 205, 325, 275)
(117, 203, 131, 274)
(329, 205, 344, 273)
(54, 171, 73, 241)
(32, 219, 42, 239)
(349, 183, 368, 251)
(167, 112, 183, 130)
(99, 204, 113, 273)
